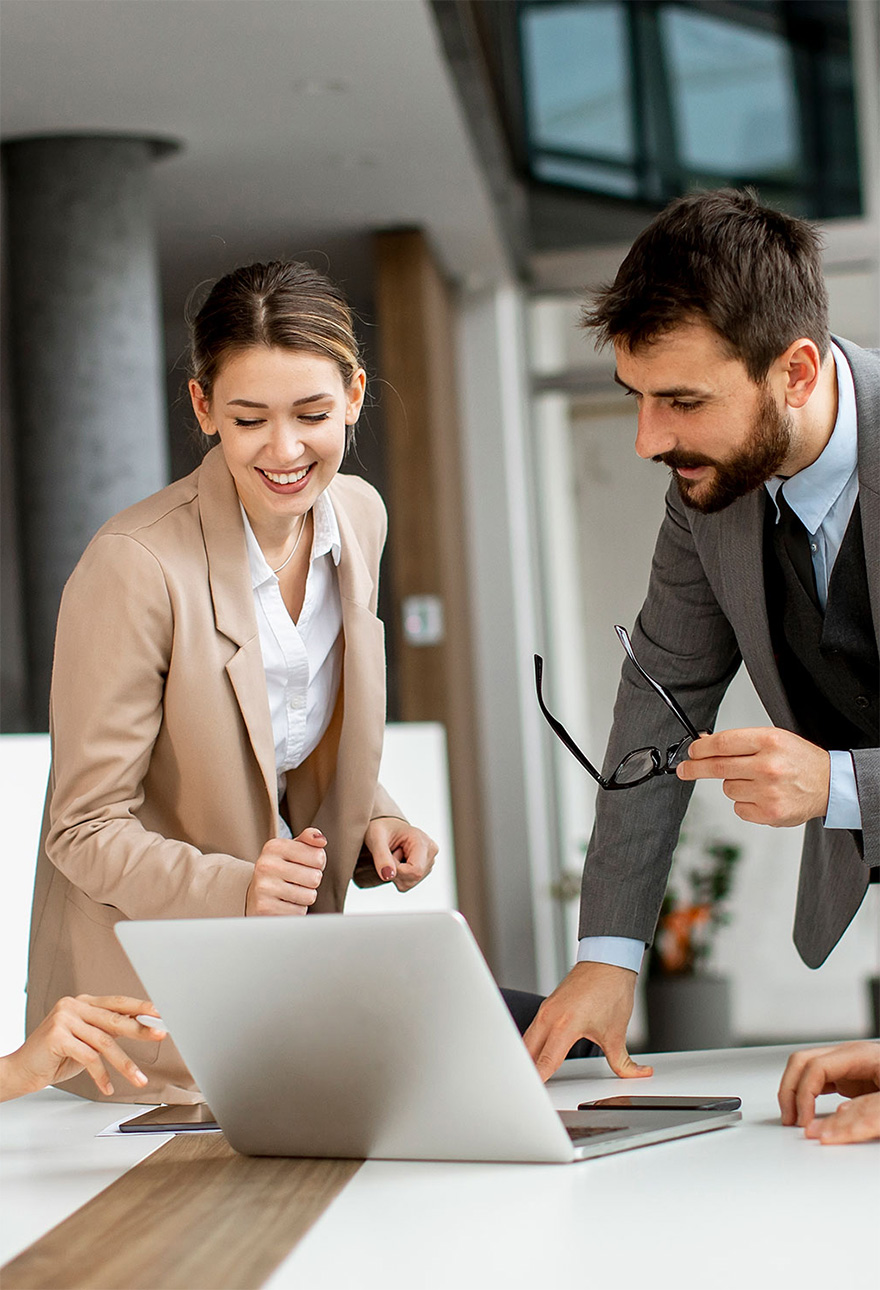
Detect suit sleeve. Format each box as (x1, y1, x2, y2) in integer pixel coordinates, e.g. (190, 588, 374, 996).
(578, 484, 742, 945)
(852, 748, 879, 866)
(45, 533, 254, 919)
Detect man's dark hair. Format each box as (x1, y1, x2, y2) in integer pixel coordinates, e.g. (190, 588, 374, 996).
(582, 188, 830, 382)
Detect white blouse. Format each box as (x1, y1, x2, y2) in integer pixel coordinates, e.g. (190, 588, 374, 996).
(240, 492, 343, 838)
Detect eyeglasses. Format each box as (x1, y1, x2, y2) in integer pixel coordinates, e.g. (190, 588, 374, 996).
(534, 625, 702, 791)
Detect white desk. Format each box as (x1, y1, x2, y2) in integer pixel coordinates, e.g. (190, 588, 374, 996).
(2, 1045, 877, 1290)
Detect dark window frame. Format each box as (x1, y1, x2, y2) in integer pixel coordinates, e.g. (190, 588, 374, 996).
(512, 0, 862, 220)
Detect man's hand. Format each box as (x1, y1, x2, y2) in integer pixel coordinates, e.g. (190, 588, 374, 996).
(0, 995, 165, 1101)
(523, 961, 653, 1082)
(778, 1041, 880, 1143)
(676, 727, 830, 826)
(246, 829, 327, 916)
(363, 817, 438, 892)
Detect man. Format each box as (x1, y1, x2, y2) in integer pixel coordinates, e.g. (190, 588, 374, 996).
(524, 189, 878, 1084)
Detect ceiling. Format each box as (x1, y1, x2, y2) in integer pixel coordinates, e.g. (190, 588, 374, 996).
(0, 0, 511, 316)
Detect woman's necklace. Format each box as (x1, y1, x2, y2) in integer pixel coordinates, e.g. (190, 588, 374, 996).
(271, 511, 308, 575)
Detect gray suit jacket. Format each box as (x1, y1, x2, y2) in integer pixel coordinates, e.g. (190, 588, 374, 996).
(579, 338, 879, 968)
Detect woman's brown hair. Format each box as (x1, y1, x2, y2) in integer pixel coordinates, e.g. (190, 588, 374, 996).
(189, 260, 362, 399)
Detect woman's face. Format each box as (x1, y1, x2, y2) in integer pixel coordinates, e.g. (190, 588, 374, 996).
(189, 346, 365, 531)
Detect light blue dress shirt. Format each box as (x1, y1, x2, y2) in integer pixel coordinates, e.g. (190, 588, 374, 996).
(579, 343, 862, 975)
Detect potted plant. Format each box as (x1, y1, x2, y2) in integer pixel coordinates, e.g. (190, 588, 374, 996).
(645, 832, 742, 1052)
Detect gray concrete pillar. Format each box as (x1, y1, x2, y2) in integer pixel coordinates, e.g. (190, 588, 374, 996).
(2, 136, 171, 728)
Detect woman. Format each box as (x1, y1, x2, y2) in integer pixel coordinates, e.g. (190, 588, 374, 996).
(26, 261, 437, 1103)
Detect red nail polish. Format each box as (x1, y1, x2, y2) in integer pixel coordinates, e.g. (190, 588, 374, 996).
(381, 866, 394, 881)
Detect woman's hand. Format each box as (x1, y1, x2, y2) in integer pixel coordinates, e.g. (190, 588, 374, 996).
(778, 1040, 880, 1143)
(0, 996, 165, 1101)
(363, 817, 438, 892)
(246, 828, 327, 916)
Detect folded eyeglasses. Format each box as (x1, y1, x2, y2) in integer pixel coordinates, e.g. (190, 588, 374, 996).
(534, 625, 702, 790)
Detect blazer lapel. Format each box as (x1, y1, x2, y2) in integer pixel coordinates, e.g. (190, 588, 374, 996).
(836, 337, 880, 645)
(197, 447, 278, 822)
(310, 489, 387, 908)
(708, 490, 795, 726)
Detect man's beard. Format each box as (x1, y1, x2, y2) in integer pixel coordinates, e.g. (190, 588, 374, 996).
(657, 388, 793, 514)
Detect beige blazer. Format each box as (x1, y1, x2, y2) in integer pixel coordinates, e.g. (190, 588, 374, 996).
(26, 447, 401, 1103)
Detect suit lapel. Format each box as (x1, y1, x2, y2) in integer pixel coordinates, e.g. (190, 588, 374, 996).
(197, 447, 278, 822)
(703, 490, 795, 726)
(836, 337, 880, 646)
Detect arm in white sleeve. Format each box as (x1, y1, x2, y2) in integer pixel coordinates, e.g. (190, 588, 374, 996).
(577, 936, 645, 973)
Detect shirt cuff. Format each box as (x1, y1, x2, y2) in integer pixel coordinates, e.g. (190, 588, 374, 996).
(824, 750, 863, 830)
(577, 936, 645, 974)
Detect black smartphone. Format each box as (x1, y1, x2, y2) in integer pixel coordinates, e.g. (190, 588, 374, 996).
(577, 1095, 741, 1112)
(118, 1103, 220, 1133)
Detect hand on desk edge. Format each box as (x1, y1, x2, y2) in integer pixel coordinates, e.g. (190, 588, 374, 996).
(523, 960, 653, 1082)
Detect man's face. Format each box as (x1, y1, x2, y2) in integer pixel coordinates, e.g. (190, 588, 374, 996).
(614, 320, 792, 514)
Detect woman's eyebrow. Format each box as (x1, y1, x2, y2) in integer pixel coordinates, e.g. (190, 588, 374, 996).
(226, 392, 333, 408)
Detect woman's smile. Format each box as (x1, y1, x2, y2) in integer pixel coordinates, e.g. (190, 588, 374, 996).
(256, 463, 316, 493)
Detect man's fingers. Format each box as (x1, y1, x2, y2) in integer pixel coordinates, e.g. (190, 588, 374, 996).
(523, 1009, 573, 1081)
(602, 1039, 654, 1079)
(522, 1010, 551, 1062)
(686, 729, 767, 759)
(533, 1034, 574, 1083)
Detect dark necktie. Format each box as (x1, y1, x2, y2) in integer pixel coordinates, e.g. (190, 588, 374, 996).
(774, 491, 820, 611)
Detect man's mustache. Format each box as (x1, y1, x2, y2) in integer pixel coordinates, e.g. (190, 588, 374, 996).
(653, 450, 716, 470)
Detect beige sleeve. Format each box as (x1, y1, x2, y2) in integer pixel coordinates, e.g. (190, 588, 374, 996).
(46, 534, 253, 919)
(370, 781, 407, 823)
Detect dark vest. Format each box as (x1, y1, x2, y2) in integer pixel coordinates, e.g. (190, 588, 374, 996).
(764, 496, 878, 753)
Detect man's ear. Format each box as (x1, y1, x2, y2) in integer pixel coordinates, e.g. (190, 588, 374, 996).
(188, 379, 218, 436)
(777, 338, 823, 409)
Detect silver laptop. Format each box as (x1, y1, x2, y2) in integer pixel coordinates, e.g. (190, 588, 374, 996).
(117, 912, 739, 1163)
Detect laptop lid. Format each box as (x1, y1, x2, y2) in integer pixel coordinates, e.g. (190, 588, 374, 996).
(116, 912, 738, 1163)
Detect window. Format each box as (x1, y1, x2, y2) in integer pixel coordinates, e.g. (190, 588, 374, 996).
(517, 0, 861, 218)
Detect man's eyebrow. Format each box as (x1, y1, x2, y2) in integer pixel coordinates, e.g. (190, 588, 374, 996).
(612, 373, 711, 399)
(226, 392, 334, 409)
